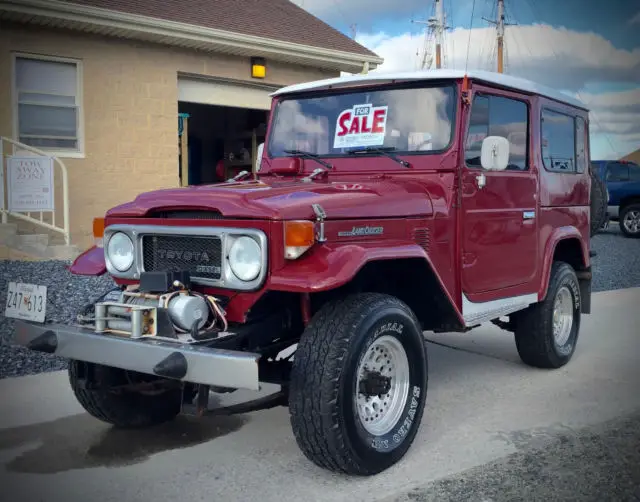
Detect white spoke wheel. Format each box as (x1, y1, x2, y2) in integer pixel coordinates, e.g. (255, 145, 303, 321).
(289, 293, 428, 476)
(514, 261, 581, 369)
(355, 335, 410, 436)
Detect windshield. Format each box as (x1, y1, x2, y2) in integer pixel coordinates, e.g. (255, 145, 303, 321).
(267, 84, 456, 158)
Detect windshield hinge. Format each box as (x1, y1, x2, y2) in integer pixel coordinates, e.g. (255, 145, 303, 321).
(301, 168, 328, 182)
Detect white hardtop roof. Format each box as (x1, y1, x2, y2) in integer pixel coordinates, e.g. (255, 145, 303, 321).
(271, 68, 587, 110)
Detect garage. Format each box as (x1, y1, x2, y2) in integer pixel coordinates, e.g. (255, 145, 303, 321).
(177, 76, 277, 185)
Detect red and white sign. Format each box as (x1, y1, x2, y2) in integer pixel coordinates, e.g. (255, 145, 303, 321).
(333, 104, 388, 149)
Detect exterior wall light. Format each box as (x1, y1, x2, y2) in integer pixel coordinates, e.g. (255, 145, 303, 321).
(251, 57, 266, 79)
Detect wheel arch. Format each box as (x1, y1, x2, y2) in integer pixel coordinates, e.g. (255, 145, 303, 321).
(539, 229, 591, 314)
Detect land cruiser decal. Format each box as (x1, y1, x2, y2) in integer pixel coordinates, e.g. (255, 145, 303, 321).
(337, 225, 384, 237)
(333, 104, 388, 148)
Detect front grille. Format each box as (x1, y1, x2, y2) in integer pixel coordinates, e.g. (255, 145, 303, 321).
(142, 235, 223, 280)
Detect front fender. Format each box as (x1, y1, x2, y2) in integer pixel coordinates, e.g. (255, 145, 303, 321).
(538, 226, 590, 301)
(68, 246, 107, 276)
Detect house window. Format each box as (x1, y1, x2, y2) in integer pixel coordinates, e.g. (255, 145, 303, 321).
(541, 108, 576, 173)
(13, 54, 82, 154)
(464, 93, 529, 171)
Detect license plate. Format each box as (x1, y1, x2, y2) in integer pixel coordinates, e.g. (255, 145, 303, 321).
(5, 281, 47, 323)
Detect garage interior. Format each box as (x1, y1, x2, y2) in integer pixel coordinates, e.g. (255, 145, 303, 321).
(177, 76, 273, 186)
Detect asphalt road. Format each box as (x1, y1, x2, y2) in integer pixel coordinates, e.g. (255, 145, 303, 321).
(0, 287, 639, 502)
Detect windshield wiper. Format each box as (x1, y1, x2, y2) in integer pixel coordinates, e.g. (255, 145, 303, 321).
(347, 146, 411, 168)
(283, 149, 333, 170)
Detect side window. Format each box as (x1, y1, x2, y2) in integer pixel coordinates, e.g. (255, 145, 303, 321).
(541, 108, 575, 172)
(629, 164, 640, 181)
(575, 117, 586, 173)
(465, 93, 529, 171)
(606, 162, 629, 181)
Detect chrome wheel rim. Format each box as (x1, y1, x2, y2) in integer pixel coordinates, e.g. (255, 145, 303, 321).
(553, 286, 574, 347)
(355, 335, 410, 436)
(623, 210, 640, 234)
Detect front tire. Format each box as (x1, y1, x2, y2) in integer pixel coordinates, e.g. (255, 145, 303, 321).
(514, 262, 581, 368)
(619, 203, 640, 238)
(69, 361, 183, 428)
(288, 293, 428, 476)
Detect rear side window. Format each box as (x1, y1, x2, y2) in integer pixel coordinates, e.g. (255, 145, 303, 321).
(465, 93, 529, 171)
(606, 162, 629, 181)
(628, 163, 640, 181)
(541, 109, 575, 172)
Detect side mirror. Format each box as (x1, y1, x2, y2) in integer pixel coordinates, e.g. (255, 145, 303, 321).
(255, 143, 264, 172)
(481, 136, 510, 171)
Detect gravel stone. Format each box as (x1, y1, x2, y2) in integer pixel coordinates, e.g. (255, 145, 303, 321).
(0, 260, 116, 379)
(1, 222, 638, 379)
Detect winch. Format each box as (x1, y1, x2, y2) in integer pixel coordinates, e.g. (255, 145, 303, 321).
(78, 271, 228, 343)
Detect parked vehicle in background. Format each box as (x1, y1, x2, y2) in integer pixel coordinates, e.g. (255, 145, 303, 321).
(591, 159, 640, 238)
(10, 69, 596, 476)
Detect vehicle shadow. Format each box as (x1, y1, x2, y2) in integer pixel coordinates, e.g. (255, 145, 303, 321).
(0, 408, 248, 474)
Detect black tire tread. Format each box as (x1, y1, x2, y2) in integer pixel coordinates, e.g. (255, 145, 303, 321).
(289, 292, 422, 476)
(514, 261, 578, 369)
(68, 361, 182, 428)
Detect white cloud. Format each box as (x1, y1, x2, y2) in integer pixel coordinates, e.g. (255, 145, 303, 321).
(353, 24, 640, 158)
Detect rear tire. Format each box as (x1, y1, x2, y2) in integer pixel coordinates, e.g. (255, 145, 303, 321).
(514, 262, 581, 369)
(589, 171, 608, 237)
(288, 293, 428, 476)
(69, 361, 183, 428)
(619, 203, 640, 238)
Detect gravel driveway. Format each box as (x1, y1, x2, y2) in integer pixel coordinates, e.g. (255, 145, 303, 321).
(1, 223, 638, 379)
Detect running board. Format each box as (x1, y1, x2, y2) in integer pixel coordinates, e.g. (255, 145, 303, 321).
(462, 293, 537, 327)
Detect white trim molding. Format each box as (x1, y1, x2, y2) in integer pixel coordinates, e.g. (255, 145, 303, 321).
(10, 51, 85, 159)
(461, 292, 538, 327)
(0, 0, 383, 73)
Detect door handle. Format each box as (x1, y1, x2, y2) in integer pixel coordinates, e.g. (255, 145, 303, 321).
(476, 173, 487, 189)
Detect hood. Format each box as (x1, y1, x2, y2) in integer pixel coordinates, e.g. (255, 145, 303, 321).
(106, 178, 434, 221)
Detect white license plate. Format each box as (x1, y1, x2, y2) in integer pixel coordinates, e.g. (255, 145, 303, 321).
(5, 281, 47, 323)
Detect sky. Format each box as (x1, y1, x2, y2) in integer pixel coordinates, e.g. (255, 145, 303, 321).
(292, 0, 640, 160)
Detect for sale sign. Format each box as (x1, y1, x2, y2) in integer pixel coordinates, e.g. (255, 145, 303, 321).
(333, 103, 388, 149)
(7, 156, 54, 212)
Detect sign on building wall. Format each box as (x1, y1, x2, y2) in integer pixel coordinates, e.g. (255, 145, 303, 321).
(7, 156, 54, 212)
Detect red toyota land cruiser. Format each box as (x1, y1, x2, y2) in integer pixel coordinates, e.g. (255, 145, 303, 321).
(13, 69, 594, 476)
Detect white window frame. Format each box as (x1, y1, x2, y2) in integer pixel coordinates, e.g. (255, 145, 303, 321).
(11, 52, 85, 158)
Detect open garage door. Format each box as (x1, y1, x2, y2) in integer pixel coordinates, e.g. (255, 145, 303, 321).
(177, 76, 277, 111)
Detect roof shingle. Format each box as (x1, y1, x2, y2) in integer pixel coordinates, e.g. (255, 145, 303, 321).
(62, 0, 378, 58)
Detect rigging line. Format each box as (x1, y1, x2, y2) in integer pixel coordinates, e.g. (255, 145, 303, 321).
(524, 0, 621, 157)
(465, 0, 478, 73)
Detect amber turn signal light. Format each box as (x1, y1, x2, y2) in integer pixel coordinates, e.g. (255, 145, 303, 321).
(284, 220, 315, 259)
(93, 217, 105, 247)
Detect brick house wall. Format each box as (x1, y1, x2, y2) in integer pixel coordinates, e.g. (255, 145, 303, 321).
(0, 22, 337, 249)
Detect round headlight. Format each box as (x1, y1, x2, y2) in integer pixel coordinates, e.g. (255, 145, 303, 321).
(228, 236, 261, 281)
(107, 232, 134, 272)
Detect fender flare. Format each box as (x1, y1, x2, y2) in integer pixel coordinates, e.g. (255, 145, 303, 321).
(68, 246, 107, 276)
(538, 226, 590, 301)
(268, 242, 464, 326)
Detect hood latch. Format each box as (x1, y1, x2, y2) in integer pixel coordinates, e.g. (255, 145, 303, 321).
(312, 203, 327, 243)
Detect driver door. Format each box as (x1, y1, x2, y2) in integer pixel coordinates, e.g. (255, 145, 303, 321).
(460, 89, 538, 296)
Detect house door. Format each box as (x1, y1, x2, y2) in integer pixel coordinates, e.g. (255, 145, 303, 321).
(460, 90, 538, 296)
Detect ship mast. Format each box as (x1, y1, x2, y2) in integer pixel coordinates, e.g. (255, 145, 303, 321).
(483, 0, 507, 73)
(413, 0, 447, 69)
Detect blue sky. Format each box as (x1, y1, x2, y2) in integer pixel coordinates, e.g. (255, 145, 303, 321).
(293, 0, 640, 159)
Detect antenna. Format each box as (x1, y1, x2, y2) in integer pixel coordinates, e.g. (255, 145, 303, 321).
(350, 23, 357, 39)
(483, 0, 514, 73)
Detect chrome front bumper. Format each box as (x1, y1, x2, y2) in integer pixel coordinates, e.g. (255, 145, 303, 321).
(12, 320, 261, 391)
